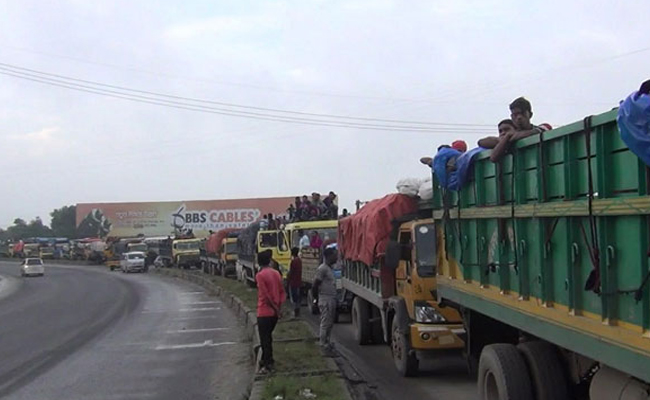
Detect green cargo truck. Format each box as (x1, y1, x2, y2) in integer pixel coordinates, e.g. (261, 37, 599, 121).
(433, 109, 650, 399)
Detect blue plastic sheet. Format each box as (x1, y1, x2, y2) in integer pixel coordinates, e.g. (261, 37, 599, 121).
(432, 147, 461, 188)
(618, 90, 650, 167)
(432, 147, 485, 191)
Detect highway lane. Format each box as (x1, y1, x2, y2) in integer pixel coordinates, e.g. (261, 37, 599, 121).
(0, 261, 252, 400)
(303, 312, 477, 400)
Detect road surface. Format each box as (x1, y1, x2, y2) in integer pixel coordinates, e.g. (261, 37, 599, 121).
(0, 261, 252, 400)
(303, 311, 477, 400)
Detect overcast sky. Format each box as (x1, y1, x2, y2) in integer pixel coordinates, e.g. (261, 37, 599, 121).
(1, 0, 648, 228)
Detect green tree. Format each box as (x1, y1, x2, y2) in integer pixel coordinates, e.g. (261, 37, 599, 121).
(50, 205, 77, 238)
(26, 217, 52, 237)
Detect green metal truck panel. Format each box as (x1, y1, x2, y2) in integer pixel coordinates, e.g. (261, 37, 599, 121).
(433, 109, 650, 383)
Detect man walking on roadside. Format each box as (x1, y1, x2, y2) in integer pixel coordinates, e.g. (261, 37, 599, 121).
(287, 247, 303, 318)
(312, 247, 339, 356)
(256, 250, 285, 373)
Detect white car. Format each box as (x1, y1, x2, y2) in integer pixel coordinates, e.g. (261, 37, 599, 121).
(120, 251, 146, 273)
(21, 258, 45, 277)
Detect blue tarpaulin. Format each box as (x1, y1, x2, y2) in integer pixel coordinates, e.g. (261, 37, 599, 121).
(618, 90, 650, 167)
(432, 147, 485, 191)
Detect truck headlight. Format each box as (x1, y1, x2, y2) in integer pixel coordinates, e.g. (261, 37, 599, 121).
(415, 303, 446, 323)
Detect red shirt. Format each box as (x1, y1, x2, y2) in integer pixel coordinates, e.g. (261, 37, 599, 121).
(256, 267, 286, 317)
(288, 257, 302, 289)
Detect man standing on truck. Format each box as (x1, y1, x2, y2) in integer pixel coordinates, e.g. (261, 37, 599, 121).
(255, 250, 285, 373)
(287, 247, 303, 318)
(489, 97, 549, 162)
(312, 247, 338, 356)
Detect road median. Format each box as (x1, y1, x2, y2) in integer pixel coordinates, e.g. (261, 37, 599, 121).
(155, 268, 353, 400)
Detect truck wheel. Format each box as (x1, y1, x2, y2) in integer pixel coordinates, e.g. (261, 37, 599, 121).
(372, 319, 384, 344)
(352, 297, 371, 345)
(478, 344, 533, 400)
(391, 321, 418, 376)
(307, 290, 319, 315)
(245, 270, 256, 287)
(517, 341, 570, 400)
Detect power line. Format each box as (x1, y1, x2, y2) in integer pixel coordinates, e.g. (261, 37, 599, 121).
(0, 68, 491, 133)
(0, 61, 492, 128)
(2, 44, 462, 103)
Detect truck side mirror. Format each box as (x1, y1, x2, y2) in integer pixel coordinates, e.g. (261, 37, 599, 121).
(385, 240, 400, 270)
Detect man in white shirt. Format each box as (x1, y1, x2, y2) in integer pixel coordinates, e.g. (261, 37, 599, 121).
(298, 229, 310, 249)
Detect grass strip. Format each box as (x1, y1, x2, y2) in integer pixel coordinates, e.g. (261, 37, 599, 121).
(262, 373, 347, 400)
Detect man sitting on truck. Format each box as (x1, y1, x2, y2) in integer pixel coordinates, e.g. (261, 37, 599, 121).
(477, 119, 517, 149)
(312, 247, 339, 356)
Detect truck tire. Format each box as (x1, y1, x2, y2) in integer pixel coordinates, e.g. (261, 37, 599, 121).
(517, 341, 570, 400)
(352, 297, 371, 345)
(478, 344, 534, 400)
(307, 290, 319, 315)
(245, 269, 256, 287)
(391, 320, 418, 376)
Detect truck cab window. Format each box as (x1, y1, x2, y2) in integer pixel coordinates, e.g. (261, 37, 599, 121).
(399, 231, 412, 261)
(414, 223, 436, 277)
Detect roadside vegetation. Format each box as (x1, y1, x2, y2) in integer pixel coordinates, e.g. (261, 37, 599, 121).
(158, 268, 349, 400)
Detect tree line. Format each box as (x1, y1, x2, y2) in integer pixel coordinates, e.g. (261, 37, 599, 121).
(0, 205, 77, 242)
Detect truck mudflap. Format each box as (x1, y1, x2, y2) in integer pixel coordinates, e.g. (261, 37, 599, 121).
(409, 323, 466, 350)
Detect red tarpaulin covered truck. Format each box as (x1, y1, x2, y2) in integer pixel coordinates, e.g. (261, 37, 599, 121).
(200, 229, 240, 276)
(339, 193, 465, 376)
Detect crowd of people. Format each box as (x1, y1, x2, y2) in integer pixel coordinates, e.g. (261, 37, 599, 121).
(286, 191, 338, 222)
(254, 244, 340, 373)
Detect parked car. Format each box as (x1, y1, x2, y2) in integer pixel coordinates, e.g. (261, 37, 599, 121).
(120, 251, 146, 273)
(21, 258, 45, 277)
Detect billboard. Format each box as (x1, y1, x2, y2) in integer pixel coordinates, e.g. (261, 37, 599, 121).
(76, 197, 294, 238)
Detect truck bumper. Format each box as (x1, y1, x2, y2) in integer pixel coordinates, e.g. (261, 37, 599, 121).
(409, 323, 465, 350)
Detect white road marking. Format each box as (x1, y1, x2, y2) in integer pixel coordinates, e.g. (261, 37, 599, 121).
(173, 316, 220, 321)
(180, 301, 221, 305)
(179, 307, 221, 312)
(166, 328, 230, 334)
(155, 340, 237, 350)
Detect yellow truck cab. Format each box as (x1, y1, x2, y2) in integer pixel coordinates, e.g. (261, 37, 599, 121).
(220, 237, 238, 265)
(39, 245, 55, 259)
(172, 238, 201, 269)
(340, 195, 465, 377)
(256, 229, 289, 277)
(281, 219, 339, 303)
(23, 243, 40, 258)
(127, 242, 147, 253)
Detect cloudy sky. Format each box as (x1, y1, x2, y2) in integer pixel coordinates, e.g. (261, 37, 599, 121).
(1, 0, 648, 228)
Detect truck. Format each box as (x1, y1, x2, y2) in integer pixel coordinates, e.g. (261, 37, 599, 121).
(39, 243, 55, 259)
(236, 222, 285, 286)
(22, 243, 41, 258)
(339, 193, 466, 376)
(200, 229, 240, 276)
(432, 108, 650, 399)
(278, 219, 352, 316)
(158, 237, 202, 269)
(104, 237, 144, 270)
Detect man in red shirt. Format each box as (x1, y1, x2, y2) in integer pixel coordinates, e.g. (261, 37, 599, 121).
(287, 247, 303, 318)
(256, 250, 286, 373)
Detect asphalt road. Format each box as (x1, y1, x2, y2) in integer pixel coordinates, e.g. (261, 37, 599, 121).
(0, 261, 252, 400)
(303, 311, 478, 400)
